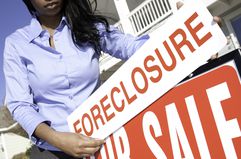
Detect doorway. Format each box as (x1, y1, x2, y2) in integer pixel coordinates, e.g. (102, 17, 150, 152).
(231, 15, 241, 46)
(224, 6, 241, 49)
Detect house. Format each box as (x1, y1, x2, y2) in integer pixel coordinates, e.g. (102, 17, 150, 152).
(99, 0, 241, 82)
(0, 106, 31, 159)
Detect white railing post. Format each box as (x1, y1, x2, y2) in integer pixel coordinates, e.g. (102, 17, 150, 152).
(113, 0, 134, 34)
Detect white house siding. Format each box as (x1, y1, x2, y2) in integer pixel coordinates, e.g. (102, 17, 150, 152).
(0, 151, 4, 159)
(0, 135, 5, 159)
(3, 133, 31, 159)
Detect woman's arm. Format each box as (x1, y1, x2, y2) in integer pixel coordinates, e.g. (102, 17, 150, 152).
(98, 24, 150, 60)
(3, 37, 49, 142)
(3, 37, 104, 158)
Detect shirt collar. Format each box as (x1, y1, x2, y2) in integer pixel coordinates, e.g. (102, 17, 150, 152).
(27, 16, 69, 43)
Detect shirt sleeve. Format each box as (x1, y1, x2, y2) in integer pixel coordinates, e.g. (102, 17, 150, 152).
(98, 24, 150, 60)
(3, 37, 50, 144)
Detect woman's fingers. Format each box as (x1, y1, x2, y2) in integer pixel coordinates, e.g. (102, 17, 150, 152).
(176, 1, 184, 9)
(76, 137, 103, 158)
(80, 139, 105, 148)
(213, 16, 222, 26)
(78, 146, 101, 156)
(75, 134, 104, 157)
(79, 134, 105, 147)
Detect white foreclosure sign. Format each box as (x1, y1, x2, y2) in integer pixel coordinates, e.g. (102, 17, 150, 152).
(67, 0, 227, 139)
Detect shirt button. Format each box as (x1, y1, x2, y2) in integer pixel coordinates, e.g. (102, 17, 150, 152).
(69, 95, 73, 100)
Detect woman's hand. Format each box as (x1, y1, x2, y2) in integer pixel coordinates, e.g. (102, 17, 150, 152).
(209, 16, 222, 61)
(53, 131, 105, 158)
(213, 16, 222, 26)
(34, 122, 105, 158)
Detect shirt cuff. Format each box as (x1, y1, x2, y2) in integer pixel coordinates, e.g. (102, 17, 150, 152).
(31, 121, 52, 146)
(11, 103, 51, 145)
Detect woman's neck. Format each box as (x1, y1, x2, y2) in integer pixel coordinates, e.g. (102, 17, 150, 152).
(38, 14, 62, 36)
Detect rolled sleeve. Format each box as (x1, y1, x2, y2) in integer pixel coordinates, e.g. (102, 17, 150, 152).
(98, 24, 149, 60)
(3, 38, 50, 144)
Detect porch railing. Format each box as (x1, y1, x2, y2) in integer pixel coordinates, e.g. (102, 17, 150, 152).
(129, 0, 173, 35)
(114, 0, 173, 36)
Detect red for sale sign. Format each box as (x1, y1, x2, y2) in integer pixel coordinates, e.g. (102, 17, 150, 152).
(97, 51, 241, 159)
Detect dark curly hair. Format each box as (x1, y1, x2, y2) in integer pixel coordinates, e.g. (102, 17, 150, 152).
(22, 0, 110, 55)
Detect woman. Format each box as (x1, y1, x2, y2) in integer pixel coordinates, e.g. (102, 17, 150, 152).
(3, 0, 149, 158)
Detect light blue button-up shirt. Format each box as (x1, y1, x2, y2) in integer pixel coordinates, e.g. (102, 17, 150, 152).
(3, 17, 149, 150)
